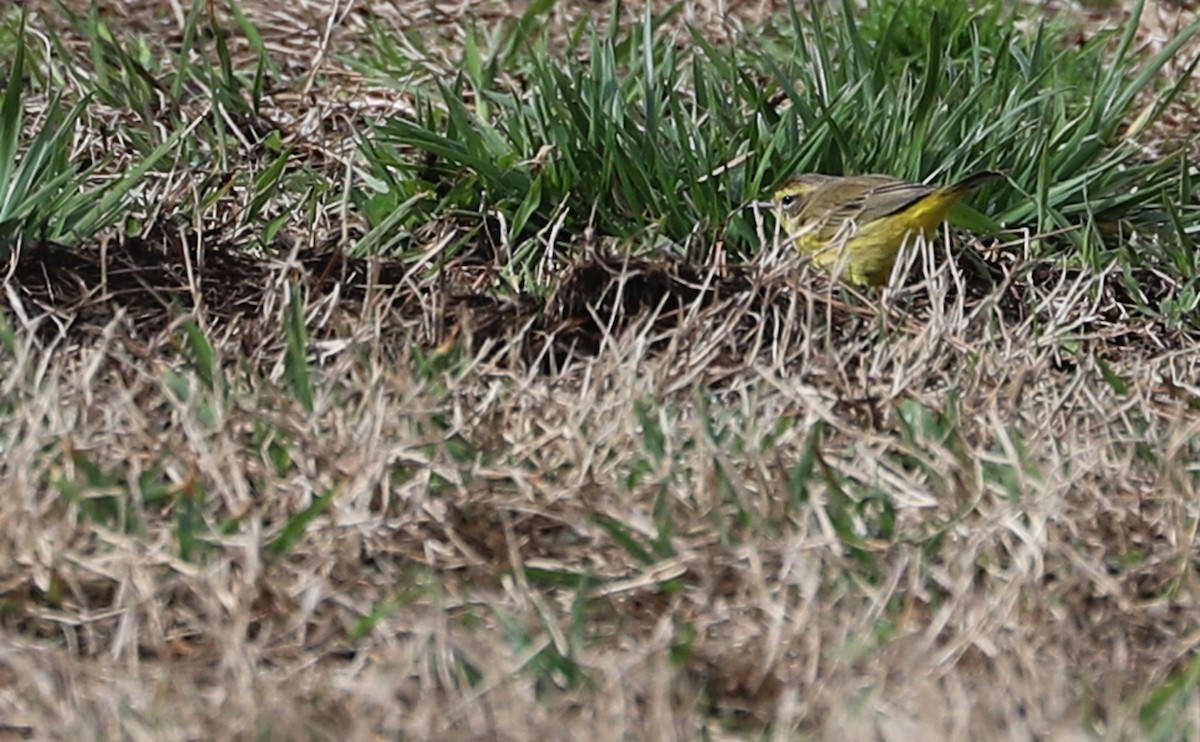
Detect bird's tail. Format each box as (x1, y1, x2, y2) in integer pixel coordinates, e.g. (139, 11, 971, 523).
(948, 170, 1005, 194)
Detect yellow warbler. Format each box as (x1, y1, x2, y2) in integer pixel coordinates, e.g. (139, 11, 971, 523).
(773, 171, 1003, 285)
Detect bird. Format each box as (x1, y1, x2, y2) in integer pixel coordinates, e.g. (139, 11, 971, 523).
(772, 170, 1004, 285)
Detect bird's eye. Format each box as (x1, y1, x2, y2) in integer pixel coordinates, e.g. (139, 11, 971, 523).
(781, 195, 796, 206)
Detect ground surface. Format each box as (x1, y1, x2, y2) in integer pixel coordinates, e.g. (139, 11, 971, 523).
(2, 1, 1200, 740)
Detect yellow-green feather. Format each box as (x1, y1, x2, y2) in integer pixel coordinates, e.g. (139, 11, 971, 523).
(774, 171, 1002, 285)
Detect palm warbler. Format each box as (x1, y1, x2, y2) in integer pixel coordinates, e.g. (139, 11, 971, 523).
(773, 171, 1003, 285)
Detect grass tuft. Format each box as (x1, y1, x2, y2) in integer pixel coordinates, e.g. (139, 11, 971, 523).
(358, 0, 1198, 312)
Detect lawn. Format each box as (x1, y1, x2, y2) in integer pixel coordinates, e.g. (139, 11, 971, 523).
(2, 0, 1200, 738)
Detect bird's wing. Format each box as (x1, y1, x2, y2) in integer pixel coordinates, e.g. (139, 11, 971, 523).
(852, 180, 939, 223)
(800, 176, 920, 232)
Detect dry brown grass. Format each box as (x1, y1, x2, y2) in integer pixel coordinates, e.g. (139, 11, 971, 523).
(6, 239, 1200, 739)
(3, 1, 1200, 740)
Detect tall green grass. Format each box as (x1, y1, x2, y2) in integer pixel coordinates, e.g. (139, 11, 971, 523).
(0, 14, 188, 256)
(358, 0, 1198, 297)
(4, 0, 1197, 321)
(0, 0, 301, 256)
